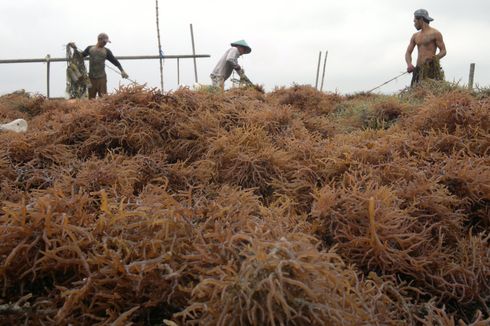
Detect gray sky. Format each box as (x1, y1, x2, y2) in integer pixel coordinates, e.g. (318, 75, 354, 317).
(1, 0, 489, 97)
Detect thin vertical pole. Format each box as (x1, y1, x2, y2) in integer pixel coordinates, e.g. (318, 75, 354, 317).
(190, 24, 198, 83)
(468, 63, 475, 90)
(155, 0, 164, 92)
(46, 54, 51, 98)
(320, 50, 328, 92)
(315, 51, 322, 89)
(177, 58, 180, 85)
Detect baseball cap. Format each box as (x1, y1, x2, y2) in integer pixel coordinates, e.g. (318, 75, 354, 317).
(97, 33, 111, 43)
(414, 9, 434, 21)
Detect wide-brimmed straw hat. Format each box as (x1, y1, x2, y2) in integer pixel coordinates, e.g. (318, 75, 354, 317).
(231, 40, 251, 54)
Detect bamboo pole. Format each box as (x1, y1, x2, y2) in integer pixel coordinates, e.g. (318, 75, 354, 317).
(320, 50, 328, 92)
(0, 54, 210, 64)
(177, 58, 180, 85)
(46, 54, 51, 98)
(155, 0, 164, 92)
(190, 24, 198, 83)
(315, 51, 322, 89)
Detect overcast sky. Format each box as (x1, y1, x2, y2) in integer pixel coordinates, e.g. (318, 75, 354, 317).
(1, 0, 489, 97)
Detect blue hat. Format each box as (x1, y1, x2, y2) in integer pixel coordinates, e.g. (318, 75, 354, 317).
(231, 40, 251, 54)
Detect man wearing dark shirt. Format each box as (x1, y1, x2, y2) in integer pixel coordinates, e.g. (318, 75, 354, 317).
(81, 33, 128, 99)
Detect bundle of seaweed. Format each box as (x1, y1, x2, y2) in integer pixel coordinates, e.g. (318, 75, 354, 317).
(267, 84, 342, 115)
(0, 185, 200, 324)
(0, 90, 41, 121)
(177, 237, 419, 325)
(312, 177, 489, 311)
(328, 95, 414, 132)
(205, 125, 294, 197)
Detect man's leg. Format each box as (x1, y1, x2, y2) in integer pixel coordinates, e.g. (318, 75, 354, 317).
(99, 77, 108, 97)
(88, 78, 97, 99)
(218, 78, 224, 91)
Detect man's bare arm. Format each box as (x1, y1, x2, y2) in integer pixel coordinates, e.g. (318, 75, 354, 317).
(435, 32, 447, 60)
(405, 34, 416, 72)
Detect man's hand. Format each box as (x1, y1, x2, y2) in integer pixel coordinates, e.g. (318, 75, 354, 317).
(121, 71, 129, 79)
(234, 65, 241, 72)
(407, 64, 415, 73)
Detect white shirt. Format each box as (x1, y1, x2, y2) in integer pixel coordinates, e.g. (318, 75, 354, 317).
(210, 47, 241, 80)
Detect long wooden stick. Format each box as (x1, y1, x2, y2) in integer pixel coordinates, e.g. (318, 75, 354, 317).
(155, 0, 164, 92)
(367, 71, 408, 93)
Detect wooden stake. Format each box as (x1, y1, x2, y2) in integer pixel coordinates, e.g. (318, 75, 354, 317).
(468, 63, 475, 90)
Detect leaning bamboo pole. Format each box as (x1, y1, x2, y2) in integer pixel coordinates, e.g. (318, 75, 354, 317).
(320, 50, 328, 92)
(155, 0, 164, 92)
(190, 24, 198, 83)
(315, 51, 322, 89)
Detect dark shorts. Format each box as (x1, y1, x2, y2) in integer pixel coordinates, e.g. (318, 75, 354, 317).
(88, 77, 107, 99)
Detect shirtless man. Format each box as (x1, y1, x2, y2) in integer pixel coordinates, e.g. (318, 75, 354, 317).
(405, 9, 447, 86)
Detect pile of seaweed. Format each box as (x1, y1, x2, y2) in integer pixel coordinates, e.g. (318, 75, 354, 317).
(0, 82, 488, 325)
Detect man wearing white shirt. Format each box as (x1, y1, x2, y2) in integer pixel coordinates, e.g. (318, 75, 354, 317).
(210, 40, 251, 90)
